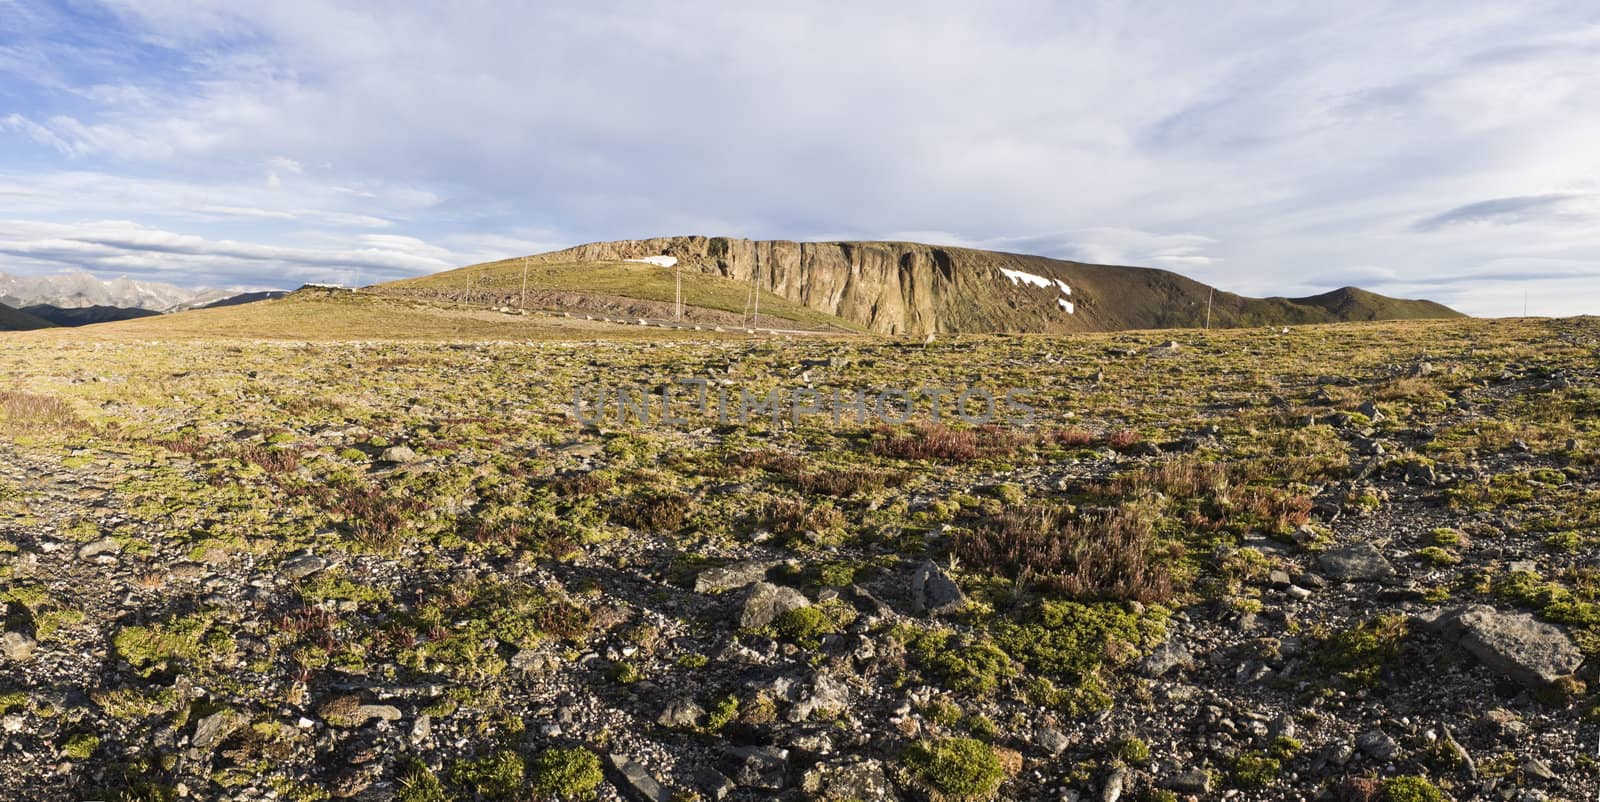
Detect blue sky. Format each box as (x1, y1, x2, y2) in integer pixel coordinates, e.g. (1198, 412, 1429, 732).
(2, 1, 1599, 315)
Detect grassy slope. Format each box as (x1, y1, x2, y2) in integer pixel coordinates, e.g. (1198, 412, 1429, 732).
(515, 237, 1465, 334)
(386, 258, 866, 332)
(47, 290, 726, 342)
(960, 252, 1465, 332)
(0, 301, 56, 331)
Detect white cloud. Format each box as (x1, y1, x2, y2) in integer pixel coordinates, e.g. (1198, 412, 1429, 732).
(0, 2, 1597, 315)
(0, 219, 471, 287)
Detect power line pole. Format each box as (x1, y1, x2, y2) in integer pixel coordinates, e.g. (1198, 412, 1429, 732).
(751, 264, 760, 328)
(1204, 287, 1214, 332)
(674, 262, 682, 321)
(520, 256, 529, 310)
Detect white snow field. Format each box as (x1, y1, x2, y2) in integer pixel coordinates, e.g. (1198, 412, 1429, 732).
(998, 267, 1075, 313)
(626, 256, 679, 268)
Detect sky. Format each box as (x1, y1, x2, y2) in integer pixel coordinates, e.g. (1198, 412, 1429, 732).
(2, 1, 1599, 316)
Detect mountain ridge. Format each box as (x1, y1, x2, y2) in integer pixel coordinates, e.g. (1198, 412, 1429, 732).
(0, 270, 238, 312)
(517, 236, 1463, 335)
(0, 301, 56, 331)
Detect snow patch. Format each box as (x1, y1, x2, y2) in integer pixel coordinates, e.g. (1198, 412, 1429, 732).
(627, 255, 678, 268)
(997, 267, 1075, 314)
(998, 267, 1052, 289)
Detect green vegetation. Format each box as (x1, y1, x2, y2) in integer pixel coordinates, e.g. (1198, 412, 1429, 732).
(1382, 775, 1447, 802)
(1314, 614, 1408, 687)
(903, 737, 1007, 801)
(1230, 752, 1281, 789)
(528, 747, 603, 800)
(449, 749, 526, 798)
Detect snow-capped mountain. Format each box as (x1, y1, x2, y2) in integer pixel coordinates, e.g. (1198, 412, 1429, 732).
(0, 271, 238, 312)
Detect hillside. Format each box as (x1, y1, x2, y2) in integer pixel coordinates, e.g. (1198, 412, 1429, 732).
(21, 304, 159, 327)
(524, 236, 1464, 335)
(0, 301, 55, 331)
(62, 286, 754, 341)
(381, 258, 865, 333)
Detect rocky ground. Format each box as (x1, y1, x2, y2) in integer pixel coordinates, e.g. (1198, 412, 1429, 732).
(1, 317, 1598, 802)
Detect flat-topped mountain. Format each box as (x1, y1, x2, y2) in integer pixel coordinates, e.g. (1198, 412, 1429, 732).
(521, 236, 1462, 335)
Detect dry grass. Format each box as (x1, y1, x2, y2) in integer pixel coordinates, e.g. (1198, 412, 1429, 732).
(873, 423, 1027, 462)
(954, 504, 1177, 603)
(0, 391, 84, 436)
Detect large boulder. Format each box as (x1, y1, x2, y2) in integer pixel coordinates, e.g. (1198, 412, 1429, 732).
(740, 582, 810, 629)
(1438, 606, 1584, 692)
(695, 560, 777, 594)
(909, 560, 965, 616)
(801, 757, 900, 801)
(1318, 544, 1395, 581)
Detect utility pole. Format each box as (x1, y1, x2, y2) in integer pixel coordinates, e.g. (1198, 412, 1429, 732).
(520, 256, 529, 310)
(751, 264, 760, 328)
(674, 262, 682, 322)
(1204, 287, 1214, 332)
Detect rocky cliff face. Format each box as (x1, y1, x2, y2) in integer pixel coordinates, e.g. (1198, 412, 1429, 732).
(533, 236, 1462, 335)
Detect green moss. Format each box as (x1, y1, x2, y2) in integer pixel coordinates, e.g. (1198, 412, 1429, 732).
(113, 614, 235, 675)
(61, 732, 100, 759)
(1415, 547, 1460, 566)
(1382, 775, 1446, 802)
(1115, 736, 1151, 765)
(1230, 752, 1280, 789)
(894, 626, 1016, 698)
(903, 737, 1006, 801)
(528, 747, 603, 800)
(0, 691, 27, 716)
(607, 660, 642, 684)
(396, 761, 448, 802)
(705, 694, 740, 733)
(990, 600, 1166, 712)
(449, 749, 525, 798)
(1314, 613, 1407, 687)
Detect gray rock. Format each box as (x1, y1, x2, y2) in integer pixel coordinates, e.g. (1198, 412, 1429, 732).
(1163, 769, 1212, 794)
(1523, 757, 1557, 782)
(788, 673, 850, 723)
(740, 582, 810, 629)
(800, 757, 899, 801)
(1440, 606, 1583, 691)
(1035, 727, 1071, 756)
(560, 442, 606, 458)
(1319, 543, 1395, 581)
(694, 560, 776, 594)
(1101, 767, 1126, 802)
(1138, 639, 1194, 678)
(379, 445, 418, 463)
(722, 745, 788, 790)
(607, 753, 672, 802)
(355, 704, 402, 723)
(1356, 729, 1399, 762)
(694, 766, 737, 801)
(281, 553, 328, 580)
(909, 560, 964, 616)
(76, 537, 120, 562)
(192, 709, 248, 751)
(657, 697, 705, 729)
(1, 632, 36, 662)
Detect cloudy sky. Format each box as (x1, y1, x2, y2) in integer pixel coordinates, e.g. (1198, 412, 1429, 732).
(3, 1, 1599, 316)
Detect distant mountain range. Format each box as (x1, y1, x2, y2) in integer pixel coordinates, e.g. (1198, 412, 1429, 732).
(0, 271, 285, 329)
(0, 270, 239, 313)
